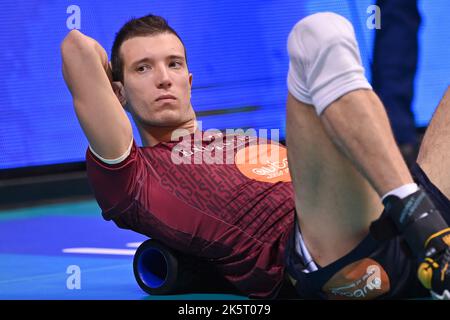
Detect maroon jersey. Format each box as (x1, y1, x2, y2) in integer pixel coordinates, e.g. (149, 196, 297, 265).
(86, 131, 295, 298)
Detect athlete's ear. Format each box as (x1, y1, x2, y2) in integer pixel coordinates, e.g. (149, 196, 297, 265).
(189, 73, 193, 87)
(112, 81, 127, 108)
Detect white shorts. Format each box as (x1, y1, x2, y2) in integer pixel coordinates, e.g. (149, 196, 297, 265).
(294, 221, 319, 273)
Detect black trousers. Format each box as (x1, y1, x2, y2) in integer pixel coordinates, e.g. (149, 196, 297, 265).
(371, 0, 421, 146)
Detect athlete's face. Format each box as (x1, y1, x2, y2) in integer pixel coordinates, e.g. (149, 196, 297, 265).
(119, 33, 194, 127)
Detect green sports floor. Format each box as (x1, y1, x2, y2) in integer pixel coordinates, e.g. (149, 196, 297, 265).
(0, 200, 247, 300)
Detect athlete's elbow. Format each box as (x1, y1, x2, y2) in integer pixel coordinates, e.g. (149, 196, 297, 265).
(61, 30, 80, 52)
(60, 30, 95, 60)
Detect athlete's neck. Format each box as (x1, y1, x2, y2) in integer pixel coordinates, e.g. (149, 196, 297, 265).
(139, 119, 197, 147)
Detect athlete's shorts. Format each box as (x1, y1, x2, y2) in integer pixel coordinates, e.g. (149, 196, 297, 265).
(284, 163, 450, 299)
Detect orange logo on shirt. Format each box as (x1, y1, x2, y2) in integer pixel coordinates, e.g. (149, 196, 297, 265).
(322, 258, 390, 300)
(235, 143, 292, 183)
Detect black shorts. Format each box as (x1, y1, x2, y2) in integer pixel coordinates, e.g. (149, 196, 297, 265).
(284, 163, 450, 300)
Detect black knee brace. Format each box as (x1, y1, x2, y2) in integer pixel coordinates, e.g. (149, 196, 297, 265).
(370, 188, 450, 259)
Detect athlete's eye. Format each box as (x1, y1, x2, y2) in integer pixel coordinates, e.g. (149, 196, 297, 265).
(169, 61, 182, 69)
(136, 65, 150, 73)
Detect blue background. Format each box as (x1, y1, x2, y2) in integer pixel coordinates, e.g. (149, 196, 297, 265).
(0, 0, 449, 169)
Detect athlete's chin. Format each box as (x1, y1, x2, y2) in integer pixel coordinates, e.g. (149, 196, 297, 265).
(146, 111, 189, 127)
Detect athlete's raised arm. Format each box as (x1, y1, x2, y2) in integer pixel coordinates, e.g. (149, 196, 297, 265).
(61, 29, 132, 160)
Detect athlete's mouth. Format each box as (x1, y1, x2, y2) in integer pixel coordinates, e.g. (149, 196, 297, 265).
(156, 94, 176, 101)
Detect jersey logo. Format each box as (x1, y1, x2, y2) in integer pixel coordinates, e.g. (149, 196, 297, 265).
(234, 143, 292, 183)
(322, 258, 390, 300)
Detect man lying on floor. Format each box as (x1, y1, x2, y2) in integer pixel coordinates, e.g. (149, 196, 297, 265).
(61, 12, 450, 299)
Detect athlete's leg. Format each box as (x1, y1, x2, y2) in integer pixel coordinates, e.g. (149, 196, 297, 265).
(286, 94, 382, 266)
(286, 12, 450, 298)
(417, 86, 450, 198)
(321, 89, 413, 196)
(286, 12, 410, 266)
(410, 87, 450, 299)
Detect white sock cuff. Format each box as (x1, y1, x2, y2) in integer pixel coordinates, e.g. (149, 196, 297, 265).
(381, 183, 419, 201)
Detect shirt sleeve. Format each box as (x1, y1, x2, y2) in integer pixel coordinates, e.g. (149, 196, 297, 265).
(88, 138, 134, 165)
(85, 139, 142, 221)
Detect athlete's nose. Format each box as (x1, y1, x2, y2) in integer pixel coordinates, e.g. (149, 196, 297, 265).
(156, 66, 172, 89)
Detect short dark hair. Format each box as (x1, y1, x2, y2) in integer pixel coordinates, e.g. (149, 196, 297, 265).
(111, 14, 187, 82)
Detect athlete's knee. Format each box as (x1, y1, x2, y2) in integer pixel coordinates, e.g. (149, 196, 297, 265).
(287, 12, 372, 115)
(288, 12, 355, 56)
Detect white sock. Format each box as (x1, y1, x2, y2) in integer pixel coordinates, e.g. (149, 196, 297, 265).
(381, 183, 419, 201)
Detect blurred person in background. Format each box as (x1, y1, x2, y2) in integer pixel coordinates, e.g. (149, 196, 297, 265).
(371, 0, 421, 167)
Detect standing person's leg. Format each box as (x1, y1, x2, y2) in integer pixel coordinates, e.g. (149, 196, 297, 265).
(371, 0, 421, 165)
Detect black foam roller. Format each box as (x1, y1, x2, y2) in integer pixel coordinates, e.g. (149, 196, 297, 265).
(133, 239, 238, 295)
